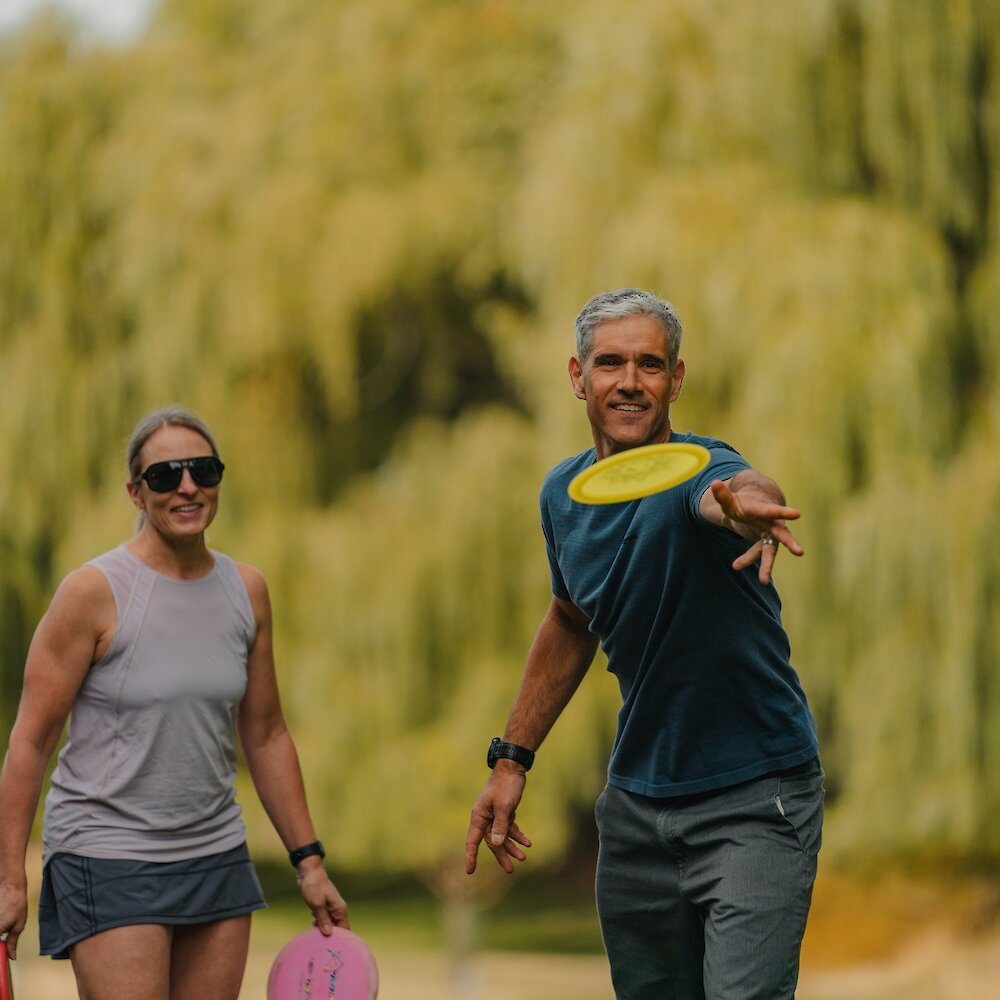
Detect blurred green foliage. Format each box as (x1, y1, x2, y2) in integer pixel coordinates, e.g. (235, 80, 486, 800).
(256, 858, 605, 955)
(1, 0, 999, 884)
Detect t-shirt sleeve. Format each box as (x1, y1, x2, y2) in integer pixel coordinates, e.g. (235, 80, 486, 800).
(688, 443, 751, 520)
(540, 489, 571, 600)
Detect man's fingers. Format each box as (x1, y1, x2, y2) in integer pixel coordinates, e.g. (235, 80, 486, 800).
(487, 816, 513, 875)
(505, 822, 532, 849)
(780, 528, 805, 556)
(467, 811, 532, 876)
(710, 479, 736, 513)
(490, 845, 516, 874)
(488, 835, 530, 874)
(466, 806, 501, 872)
(492, 821, 531, 862)
(758, 539, 778, 584)
(730, 528, 805, 582)
(465, 821, 485, 874)
(500, 840, 528, 864)
(731, 546, 756, 571)
(762, 526, 805, 558)
(711, 479, 802, 527)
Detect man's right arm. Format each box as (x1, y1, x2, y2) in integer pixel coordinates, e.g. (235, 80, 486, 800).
(465, 595, 598, 875)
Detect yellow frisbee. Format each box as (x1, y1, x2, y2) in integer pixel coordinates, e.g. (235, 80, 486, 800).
(567, 442, 711, 505)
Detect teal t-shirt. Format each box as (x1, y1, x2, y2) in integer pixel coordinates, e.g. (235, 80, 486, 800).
(540, 430, 818, 797)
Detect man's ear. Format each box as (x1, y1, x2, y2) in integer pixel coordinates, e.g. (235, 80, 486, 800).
(670, 358, 686, 403)
(568, 355, 586, 399)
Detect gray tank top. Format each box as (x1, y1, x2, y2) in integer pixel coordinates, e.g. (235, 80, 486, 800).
(42, 545, 256, 863)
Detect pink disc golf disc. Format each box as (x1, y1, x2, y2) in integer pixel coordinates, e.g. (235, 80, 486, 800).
(267, 926, 378, 1000)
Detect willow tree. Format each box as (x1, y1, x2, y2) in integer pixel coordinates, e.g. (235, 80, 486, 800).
(503, 0, 1000, 859)
(1, 0, 998, 885)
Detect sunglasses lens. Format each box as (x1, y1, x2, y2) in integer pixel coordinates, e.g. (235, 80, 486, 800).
(188, 457, 224, 487)
(143, 461, 183, 493)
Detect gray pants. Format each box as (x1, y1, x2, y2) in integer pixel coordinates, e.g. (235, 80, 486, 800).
(595, 761, 824, 1000)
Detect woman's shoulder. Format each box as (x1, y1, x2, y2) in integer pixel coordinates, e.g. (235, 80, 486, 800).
(221, 556, 269, 612)
(62, 556, 118, 596)
(46, 562, 115, 628)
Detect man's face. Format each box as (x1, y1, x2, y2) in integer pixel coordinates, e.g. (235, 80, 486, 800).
(568, 314, 685, 458)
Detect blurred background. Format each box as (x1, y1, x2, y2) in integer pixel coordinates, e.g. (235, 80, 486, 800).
(1, 0, 998, 997)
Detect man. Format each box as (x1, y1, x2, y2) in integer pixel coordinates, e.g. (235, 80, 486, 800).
(465, 289, 822, 999)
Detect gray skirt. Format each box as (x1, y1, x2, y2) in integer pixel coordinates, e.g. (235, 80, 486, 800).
(39, 842, 267, 959)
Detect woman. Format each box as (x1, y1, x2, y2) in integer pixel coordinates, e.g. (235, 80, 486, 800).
(0, 406, 347, 999)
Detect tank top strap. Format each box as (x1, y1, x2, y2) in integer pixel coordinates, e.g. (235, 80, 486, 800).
(209, 551, 258, 649)
(86, 545, 158, 666)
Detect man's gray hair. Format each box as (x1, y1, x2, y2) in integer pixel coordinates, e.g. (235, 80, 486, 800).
(574, 288, 683, 367)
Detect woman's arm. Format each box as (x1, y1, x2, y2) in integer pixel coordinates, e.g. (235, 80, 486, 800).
(0, 567, 112, 958)
(235, 563, 349, 932)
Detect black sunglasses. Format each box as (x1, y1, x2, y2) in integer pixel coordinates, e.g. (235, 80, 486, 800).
(138, 456, 225, 493)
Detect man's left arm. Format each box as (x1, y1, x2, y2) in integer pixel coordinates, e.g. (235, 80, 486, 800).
(699, 470, 804, 584)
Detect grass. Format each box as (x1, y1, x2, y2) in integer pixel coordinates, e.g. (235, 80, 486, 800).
(478, 872, 605, 954)
(255, 860, 606, 955)
(258, 855, 1000, 969)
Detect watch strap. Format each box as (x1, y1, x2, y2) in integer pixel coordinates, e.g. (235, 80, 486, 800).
(488, 737, 535, 771)
(288, 840, 325, 867)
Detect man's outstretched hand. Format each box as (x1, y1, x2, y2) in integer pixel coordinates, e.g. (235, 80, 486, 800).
(708, 478, 804, 584)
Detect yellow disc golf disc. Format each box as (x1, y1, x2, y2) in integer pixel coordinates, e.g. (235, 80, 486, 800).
(567, 442, 711, 505)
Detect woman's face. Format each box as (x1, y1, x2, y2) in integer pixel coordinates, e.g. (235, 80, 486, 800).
(127, 425, 221, 542)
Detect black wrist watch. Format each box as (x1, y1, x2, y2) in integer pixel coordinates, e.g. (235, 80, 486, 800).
(487, 737, 535, 771)
(288, 840, 325, 868)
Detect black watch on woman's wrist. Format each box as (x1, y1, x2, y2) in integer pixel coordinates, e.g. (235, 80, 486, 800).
(288, 840, 325, 867)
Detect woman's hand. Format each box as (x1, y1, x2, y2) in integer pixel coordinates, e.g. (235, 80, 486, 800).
(0, 877, 28, 959)
(296, 857, 349, 932)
